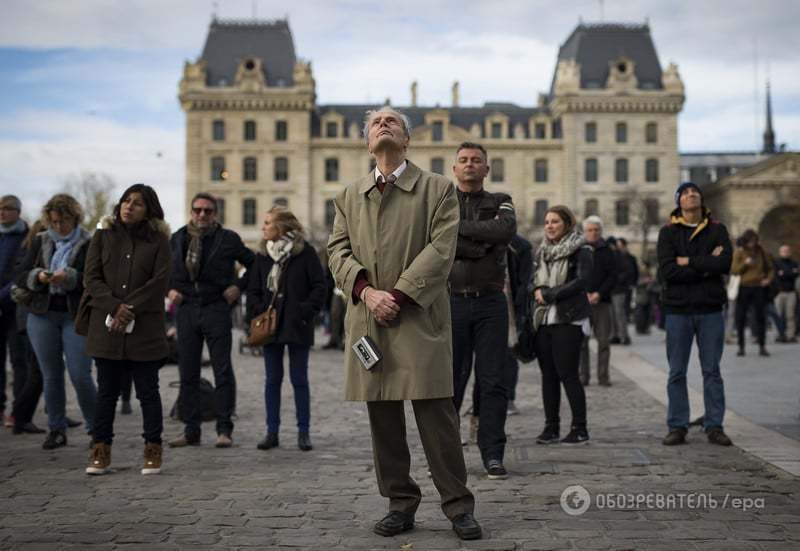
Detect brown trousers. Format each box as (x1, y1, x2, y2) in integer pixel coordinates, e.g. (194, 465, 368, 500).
(366, 397, 475, 520)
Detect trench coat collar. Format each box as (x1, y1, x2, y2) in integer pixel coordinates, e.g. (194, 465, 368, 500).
(358, 159, 422, 195)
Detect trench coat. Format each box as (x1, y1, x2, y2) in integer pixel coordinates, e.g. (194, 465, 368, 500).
(82, 216, 172, 362)
(327, 160, 459, 401)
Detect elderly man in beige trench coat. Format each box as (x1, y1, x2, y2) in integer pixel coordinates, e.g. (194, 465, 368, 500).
(328, 106, 482, 541)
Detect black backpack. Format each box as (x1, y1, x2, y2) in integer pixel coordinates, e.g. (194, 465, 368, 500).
(169, 377, 216, 422)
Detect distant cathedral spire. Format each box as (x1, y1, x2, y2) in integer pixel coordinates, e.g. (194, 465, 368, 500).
(762, 81, 776, 154)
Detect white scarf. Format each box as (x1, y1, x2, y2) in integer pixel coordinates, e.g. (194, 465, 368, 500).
(264, 232, 302, 292)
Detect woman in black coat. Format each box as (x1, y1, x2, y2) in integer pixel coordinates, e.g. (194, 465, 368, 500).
(532, 205, 593, 446)
(247, 207, 325, 451)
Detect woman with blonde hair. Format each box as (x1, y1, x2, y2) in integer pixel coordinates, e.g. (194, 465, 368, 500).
(17, 194, 96, 449)
(247, 206, 326, 451)
(532, 205, 593, 445)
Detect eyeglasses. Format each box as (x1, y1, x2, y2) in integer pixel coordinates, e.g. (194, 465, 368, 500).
(192, 207, 215, 215)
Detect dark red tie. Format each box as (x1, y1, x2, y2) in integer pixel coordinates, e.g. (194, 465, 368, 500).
(376, 174, 397, 194)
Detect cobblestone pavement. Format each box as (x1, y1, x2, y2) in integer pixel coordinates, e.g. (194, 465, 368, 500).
(1, 329, 799, 550)
(629, 329, 800, 441)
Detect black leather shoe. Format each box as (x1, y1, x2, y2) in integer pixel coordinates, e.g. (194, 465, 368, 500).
(662, 428, 687, 446)
(452, 513, 482, 540)
(13, 422, 46, 434)
(257, 433, 279, 450)
(298, 432, 313, 451)
(373, 511, 414, 537)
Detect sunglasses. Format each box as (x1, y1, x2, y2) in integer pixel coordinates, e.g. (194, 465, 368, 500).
(192, 207, 215, 215)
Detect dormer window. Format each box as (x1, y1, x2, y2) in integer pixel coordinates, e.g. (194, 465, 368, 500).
(617, 61, 628, 74)
(244, 58, 256, 71)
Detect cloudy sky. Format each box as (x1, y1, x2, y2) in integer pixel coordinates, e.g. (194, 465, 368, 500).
(1, 0, 798, 227)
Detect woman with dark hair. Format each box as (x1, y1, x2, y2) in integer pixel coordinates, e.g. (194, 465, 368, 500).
(731, 229, 774, 356)
(247, 206, 326, 451)
(532, 205, 593, 445)
(81, 183, 171, 475)
(18, 193, 96, 449)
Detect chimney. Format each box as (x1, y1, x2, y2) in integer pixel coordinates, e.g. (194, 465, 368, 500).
(410, 81, 418, 107)
(452, 81, 460, 107)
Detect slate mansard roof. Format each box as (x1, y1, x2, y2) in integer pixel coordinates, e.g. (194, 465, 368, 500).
(313, 104, 546, 138)
(201, 19, 297, 87)
(551, 23, 664, 94)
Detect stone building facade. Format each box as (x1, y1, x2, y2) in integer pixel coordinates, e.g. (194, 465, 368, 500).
(179, 19, 685, 248)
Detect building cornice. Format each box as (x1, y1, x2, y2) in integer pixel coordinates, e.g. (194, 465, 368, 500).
(180, 93, 314, 111)
(550, 94, 684, 115)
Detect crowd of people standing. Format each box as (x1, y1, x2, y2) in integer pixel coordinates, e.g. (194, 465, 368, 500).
(0, 106, 798, 541)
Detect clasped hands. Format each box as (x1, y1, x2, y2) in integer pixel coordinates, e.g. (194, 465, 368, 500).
(37, 269, 68, 286)
(676, 245, 723, 266)
(361, 287, 400, 327)
(109, 303, 135, 333)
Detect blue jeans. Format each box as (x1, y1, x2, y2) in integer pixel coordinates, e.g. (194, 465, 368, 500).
(263, 343, 310, 434)
(27, 310, 96, 433)
(665, 312, 726, 432)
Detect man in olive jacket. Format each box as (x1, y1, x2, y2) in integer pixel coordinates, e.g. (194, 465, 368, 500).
(328, 106, 481, 541)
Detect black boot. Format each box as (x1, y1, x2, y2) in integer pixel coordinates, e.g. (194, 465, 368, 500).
(298, 432, 313, 451)
(257, 433, 279, 450)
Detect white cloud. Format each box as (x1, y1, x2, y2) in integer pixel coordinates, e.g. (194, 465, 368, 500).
(0, 111, 185, 228)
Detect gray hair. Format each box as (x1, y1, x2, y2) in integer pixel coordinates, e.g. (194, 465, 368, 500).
(362, 106, 412, 143)
(582, 215, 604, 232)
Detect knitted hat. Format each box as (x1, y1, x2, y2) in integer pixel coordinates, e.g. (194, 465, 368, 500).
(674, 182, 703, 206)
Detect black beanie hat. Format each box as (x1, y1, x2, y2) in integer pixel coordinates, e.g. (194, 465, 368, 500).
(674, 181, 703, 206)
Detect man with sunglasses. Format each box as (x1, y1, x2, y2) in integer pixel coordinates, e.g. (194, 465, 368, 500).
(168, 192, 254, 448)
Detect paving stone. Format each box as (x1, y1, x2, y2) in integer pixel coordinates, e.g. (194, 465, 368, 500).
(0, 330, 797, 549)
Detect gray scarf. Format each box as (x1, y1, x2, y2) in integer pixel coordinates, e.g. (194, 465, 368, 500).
(0, 219, 26, 235)
(533, 230, 586, 329)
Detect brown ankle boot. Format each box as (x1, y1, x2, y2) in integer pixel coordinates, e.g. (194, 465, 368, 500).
(85, 442, 111, 475)
(142, 443, 162, 475)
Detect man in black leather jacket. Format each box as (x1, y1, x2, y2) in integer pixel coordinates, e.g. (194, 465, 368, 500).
(448, 142, 516, 480)
(168, 193, 254, 448)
